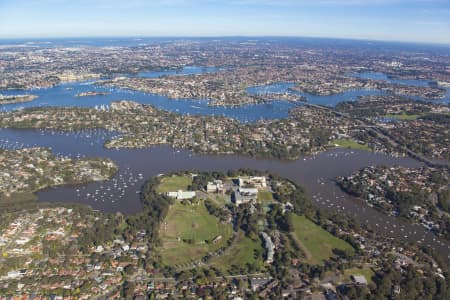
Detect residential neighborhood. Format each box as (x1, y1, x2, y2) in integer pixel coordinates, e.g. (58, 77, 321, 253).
(0, 171, 447, 298)
(0, 147, 117, 199)
(337, 166, 450, 238)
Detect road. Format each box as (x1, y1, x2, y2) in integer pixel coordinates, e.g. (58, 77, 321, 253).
(302, 102, 450, 168)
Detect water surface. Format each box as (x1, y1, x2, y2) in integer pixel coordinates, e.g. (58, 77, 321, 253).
(0, 127, 446, 264)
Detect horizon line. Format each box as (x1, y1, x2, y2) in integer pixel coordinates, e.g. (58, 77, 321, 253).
(0, 35, 449, 48)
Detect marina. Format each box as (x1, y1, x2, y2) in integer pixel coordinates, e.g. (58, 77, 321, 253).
(1, 2, 449, 295)
(0, 127, 449, 265)
(0, 67, 449, 265)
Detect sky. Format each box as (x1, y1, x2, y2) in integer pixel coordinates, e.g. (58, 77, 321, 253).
(0, 0, 449, 44)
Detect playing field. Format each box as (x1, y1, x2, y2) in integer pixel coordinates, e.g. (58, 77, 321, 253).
(156, 175, 192, 193)
(384, 113, 421, 120)
(291, 215, 354, 264)
(159, 201, 233, 266)
(208, 231, 264, 272)
(330, 138, 371, 151)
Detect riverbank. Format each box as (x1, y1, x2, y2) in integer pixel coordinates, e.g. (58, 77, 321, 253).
(0, 147, 118, 200)
(0, 94, 37, 105)
(1, 170, 447, 298)
(0, 101, 351, 160)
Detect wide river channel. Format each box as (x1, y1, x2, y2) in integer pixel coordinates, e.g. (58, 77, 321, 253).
(0, 67, 449, 265)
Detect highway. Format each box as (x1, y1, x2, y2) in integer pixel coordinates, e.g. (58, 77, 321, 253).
(301, 102, 450, 168)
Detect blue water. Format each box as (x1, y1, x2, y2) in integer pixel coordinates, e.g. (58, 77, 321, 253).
(298, 89, 387, 106)
(1, 68, 448, 121)
(0, 80, 296, 123)
(247, 82, 386, 106)
(349, 72, 450, 104)
(0, 67, 384, 121)
(136, 66, 221, 78)
(349, 71, 434, 87)
(246, 77, 450, 106)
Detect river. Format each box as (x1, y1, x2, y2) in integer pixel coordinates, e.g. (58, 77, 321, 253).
(0, 127, 448, 265)
(2, 68, 448, 121)
(0, 67, 449, 264)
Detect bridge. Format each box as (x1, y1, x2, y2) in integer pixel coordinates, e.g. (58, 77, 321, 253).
(299, 101, 450, 168)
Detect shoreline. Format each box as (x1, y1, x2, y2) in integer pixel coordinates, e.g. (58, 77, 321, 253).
(0, 94, 38, 105)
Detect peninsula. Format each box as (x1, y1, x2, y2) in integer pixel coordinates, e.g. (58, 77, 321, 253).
(0, 94, 38, 105)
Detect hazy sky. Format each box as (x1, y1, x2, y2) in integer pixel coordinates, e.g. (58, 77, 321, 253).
(0, 0, 449, 44)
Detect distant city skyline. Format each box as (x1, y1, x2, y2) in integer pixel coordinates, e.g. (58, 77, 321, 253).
(0, 0, 449, 44)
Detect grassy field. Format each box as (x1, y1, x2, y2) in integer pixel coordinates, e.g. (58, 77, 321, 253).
(343, 267, 375, 284)
(330, 138, 371, 151)
(208, 231, 264, 272)
(257, 191, 274, 203)
(156, 175, 192, 193)
(291, 215, 354, 264)
(159, 201, 233, 266)
(384, 113, 421, 120)
(206, 194, 231, 206)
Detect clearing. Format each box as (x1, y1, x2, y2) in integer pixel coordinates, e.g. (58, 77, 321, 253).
(158, 201, 232, 266)
(291, 215, 354, 264)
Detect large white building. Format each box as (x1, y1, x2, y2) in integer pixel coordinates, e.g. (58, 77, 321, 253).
(238, 176, 267, 188)
(206, 179, 225, 193)
(166, 190, 196, 200)
(234, 187, 258, 206)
